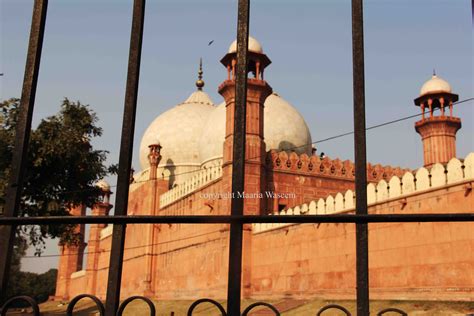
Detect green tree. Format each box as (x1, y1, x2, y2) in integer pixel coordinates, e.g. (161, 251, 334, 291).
(0, 97, 114, 248)
(4, 238, 58, 304)
(4, 237, 28, 299)
(1, 97, 115, 301)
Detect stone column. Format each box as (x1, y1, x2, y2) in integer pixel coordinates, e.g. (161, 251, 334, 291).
(85, 202, 111, 295)
(415, 116, 461, 167)
(219, 78, 272, 215)
(54, 205, 86, 300)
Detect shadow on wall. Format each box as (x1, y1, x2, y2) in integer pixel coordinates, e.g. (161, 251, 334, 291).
(163, 158, 176, 189)
(277, 141, 298, 153)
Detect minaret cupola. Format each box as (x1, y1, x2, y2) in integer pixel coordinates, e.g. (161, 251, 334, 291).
(414, 72, 461, 167)
(221, 36, 271, 81)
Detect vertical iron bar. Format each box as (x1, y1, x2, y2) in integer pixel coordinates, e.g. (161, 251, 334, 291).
(351, 0, 369, 315)
(104, 0, 145, 314)
(227, 0, 250, 315)
(0, 0, 48, 302)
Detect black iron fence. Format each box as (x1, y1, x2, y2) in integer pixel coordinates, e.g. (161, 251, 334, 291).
(0, 295, 413, 315)
(0, 0, 472, 315)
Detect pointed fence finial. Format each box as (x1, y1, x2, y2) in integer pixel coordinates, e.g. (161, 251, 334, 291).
(196, 58, 205, 91)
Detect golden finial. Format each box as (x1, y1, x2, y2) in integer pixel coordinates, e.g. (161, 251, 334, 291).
(196, 58, 205, 91)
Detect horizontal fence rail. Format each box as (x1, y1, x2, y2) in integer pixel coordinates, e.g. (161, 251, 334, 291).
(0, 214, 472, 226)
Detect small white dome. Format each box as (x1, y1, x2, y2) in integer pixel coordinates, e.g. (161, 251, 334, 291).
(228, 36, 263, 54)
(96, 179, 111, 192)
(420, 74, 452, 96)
(139, 91, 214, 170)
(152, 136, 161, 146)
(199, 93, 312, 164)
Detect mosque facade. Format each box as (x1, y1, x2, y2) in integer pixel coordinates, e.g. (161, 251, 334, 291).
(54, 38, 473, 301)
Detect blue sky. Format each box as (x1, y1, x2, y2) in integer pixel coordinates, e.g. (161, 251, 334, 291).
(1, 0, 472, 273)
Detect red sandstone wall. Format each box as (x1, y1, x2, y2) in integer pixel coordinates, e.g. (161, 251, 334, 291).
(94, 232, 112, 299)
(251, 180, 474, 300)
(82, 178, 232, 300)
(265, 151, 408, 213)
(152, 179, 231, 299)
(252, 222, 357, 299)
(56, 170, 473, 302)
(93, 183, 157, 298)
(153, 229, 229, 299)
(268, 170, 355, 211)
(159, 178, 229, 216)
(68, 274, 87, 298)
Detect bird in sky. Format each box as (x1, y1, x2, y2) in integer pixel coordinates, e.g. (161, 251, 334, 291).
(208, 40, 214, 46)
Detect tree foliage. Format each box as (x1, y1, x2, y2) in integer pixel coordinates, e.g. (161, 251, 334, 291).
(6, 238, 58, 304)
(0, 97, 114, 248)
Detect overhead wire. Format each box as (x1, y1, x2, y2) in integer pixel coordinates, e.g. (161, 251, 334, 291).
(22, 228, 225, 259)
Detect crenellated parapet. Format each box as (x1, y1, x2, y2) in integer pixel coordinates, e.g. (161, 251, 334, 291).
(255, 152, 474, 233)
(266, 150, 409, 182)
(159, 160, 223, 208)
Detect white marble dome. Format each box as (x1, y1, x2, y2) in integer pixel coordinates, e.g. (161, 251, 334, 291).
(199, 93, 312, 165)
(139, 37, 312, 181)
(420, 74, 452, 96)
(228, 36, 263, 54)
(264, 93, 312, 154)
(139, 90, 214, 170)
(199, 102, 226, 166)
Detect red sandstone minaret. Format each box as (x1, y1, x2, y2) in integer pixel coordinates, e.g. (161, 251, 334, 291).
(85, 181, 112, 295)
(414, 72, 461, 167)
(148, 138, 162, 181)
(54, 204, 86, 300)
(218, 37, 273, 215)
(143, 138, 165, 296)
(218, 36, 273, 299)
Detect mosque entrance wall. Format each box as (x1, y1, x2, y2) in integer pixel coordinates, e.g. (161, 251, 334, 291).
(250, 179, 474, 301)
